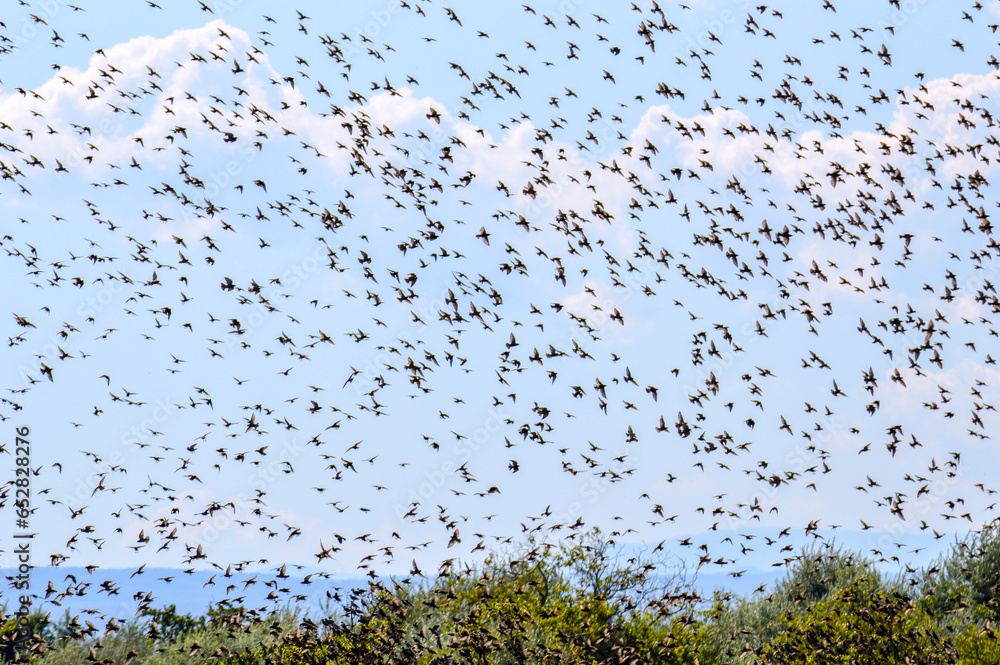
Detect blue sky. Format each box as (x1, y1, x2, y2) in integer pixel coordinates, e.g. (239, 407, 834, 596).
(2, 0, 1000, 620)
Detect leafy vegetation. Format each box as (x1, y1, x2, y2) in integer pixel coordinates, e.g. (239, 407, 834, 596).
(3, 525, 999, 664)
(0, 611, 52, 664)
(759, 577, 954, 665)
(918, 523, 1000, 624)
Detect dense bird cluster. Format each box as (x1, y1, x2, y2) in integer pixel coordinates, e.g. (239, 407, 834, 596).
(2, 0, 999, 628)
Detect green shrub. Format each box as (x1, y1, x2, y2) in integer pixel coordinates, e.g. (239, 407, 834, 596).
(218, 535, 707, 665)
(138, 606, 205, 642)
(760, 577, 954, 665)
(0, 609, 52, 663)
(952, 622, 1000, 665)
(31, 619, 150, 665)
(918, 523, 1000, 625)
(702, 542, 884, 664)
(17, 533, 1000, 665)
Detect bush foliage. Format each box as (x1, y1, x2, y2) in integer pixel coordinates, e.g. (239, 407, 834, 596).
(2, 525, 999, 665)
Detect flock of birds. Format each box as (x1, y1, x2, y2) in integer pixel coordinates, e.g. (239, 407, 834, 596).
(2, 0, 1000, 624)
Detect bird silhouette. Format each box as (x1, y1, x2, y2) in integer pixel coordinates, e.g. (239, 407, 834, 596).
(0, 1, 997, 637)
